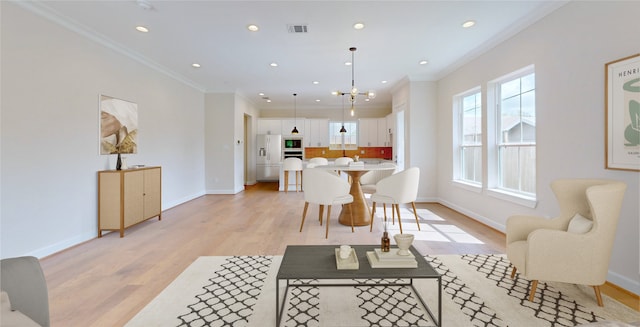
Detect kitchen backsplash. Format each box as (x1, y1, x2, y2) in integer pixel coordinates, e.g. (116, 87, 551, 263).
(304, 147, 392, 160)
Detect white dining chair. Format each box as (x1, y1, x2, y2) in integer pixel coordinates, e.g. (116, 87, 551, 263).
(283, 157, 303, 192)
(360, 162, 396, 216)
(369, 167, 421, 234)
(300, 168, 354, 238)
(333, 157, 354, 182)
(308, 157, 329, 166)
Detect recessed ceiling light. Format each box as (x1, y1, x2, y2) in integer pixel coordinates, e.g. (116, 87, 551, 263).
(247, 24, 259, 32)
(419, 60, 429, 65)
(345, 61, 352, 66)
(312, 81, 319, 85)
(331, 91, 339, 96)
(258, 92, 265, 96)
(266, 99, 272, 103)
(381, 80, 388, 84)
(270, 62, 278, 67)
(353, 22, 365, 30)
(315, 99, 321, 102)
(462, 20, 476, 28)
(192, 63, 201, 68)
(135, 26, 149, 33)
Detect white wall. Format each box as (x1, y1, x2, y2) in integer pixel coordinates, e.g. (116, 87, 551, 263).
(0, 2, 206, 258)
(435, 1, 640, 293)
(204, 93, 259, 194)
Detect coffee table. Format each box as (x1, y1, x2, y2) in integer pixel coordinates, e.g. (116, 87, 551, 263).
(276, 245, 441, 326)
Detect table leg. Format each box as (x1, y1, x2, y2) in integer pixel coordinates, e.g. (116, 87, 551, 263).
(339, 171, 369, 226)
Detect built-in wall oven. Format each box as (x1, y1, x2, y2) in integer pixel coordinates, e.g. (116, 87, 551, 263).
(283, 137, 303, 160)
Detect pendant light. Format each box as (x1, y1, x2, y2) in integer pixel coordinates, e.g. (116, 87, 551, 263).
(291, 93, 299, 134)
(339, 94, 347, 134)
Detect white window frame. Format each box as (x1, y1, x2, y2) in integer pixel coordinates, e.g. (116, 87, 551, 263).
(452, 87, 482, 189)
(329, 120, 358, 150)
(487, 65, 537, 208)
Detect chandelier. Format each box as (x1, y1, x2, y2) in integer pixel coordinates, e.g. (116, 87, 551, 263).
(334, 47, 376, 116)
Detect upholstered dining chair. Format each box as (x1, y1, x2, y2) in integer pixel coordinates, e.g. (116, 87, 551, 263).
(506, 179, 627, 307)
(360, 162, 397, 195)
(333, 157, 354, 181)
(300, 168, 354, 238)
(1, 256, 50, 326)
(369, 167, 421, 234)
(282, 157, 303, 192)
(308, 157, 329, 166)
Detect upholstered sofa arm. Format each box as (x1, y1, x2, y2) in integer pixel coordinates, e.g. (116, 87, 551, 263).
(506, 215, 562, 244)
(525, 229, 600, 284)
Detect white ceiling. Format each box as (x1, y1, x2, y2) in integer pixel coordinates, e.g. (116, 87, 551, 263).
(23, 0, 566, 112)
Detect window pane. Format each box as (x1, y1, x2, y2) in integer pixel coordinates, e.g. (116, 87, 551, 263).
(329, 121, 357, 149)
(462, 146, 482, 183)
(499, 145, 536, 194)
(521, 73, 535, 93)
(520, 146, 536, 194)
(462, 93, 482, 144)
(499, 146, 519, 190)
(501, 78, 521, 99)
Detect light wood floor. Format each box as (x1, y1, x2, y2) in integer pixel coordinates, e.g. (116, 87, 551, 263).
(40, 182, 638, 327)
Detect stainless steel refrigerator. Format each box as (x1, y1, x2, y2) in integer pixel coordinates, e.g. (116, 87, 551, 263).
(256, 134, 282, 181)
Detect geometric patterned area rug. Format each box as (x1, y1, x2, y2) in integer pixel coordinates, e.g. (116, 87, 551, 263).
(125, 255, 639, 327)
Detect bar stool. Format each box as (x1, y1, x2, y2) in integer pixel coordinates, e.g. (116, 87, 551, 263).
(283, 158, 303, 192)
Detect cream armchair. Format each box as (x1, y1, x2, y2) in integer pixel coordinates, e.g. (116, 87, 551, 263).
(506, 179, 627, 307)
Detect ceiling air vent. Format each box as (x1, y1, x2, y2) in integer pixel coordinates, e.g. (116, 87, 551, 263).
(287, 24, 308, 33)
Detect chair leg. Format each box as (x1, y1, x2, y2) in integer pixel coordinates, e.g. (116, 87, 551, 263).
(299, 202, 309, 232)
(383, 203, 388, 223)
(294, 171, 298, 192)
(593, 285, 604, 307)
(528, 280, 538, 302)
(318, 205, 324, 225)
(363, 193, 371, 217)
(325, 205, 331, 239)
(411, 202, 421, 231)
(370, 202, 377, 232)
(510, 266, 517, 279)
(395, 204, 403, 234)
(391, 203, 395, 225)
(284, 171, 289, 193)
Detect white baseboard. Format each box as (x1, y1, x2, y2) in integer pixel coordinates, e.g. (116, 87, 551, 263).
(163, 192, 206, 211)
(437, 198, 506, 233)
(27, 232, 95, 259)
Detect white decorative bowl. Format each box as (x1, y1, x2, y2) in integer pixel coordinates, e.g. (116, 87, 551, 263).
(394, 234, 414, 256)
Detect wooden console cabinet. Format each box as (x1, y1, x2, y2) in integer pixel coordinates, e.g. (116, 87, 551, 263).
(98, 166, 161, 237)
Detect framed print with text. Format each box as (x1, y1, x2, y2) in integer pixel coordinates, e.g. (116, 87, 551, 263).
(605, 53, 640, 171)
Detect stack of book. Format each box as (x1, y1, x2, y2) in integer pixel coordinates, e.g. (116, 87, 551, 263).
(366, 248, 418, 268)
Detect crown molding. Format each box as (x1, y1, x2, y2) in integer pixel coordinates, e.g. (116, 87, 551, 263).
(12, 0, 207, 93)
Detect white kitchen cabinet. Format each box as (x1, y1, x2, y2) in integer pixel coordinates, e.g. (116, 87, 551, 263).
(358, 118, 379, 147)
(257, 119, 283, 135)
(306, 119, 329, 147)
(378, 117, 390, 146)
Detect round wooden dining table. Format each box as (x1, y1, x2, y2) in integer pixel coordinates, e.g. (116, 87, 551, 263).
(314, 163, 396, 226)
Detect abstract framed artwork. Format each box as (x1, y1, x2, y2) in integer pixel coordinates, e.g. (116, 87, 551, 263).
(605, 53, 640, 171)
(99, 95, 138, 155)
